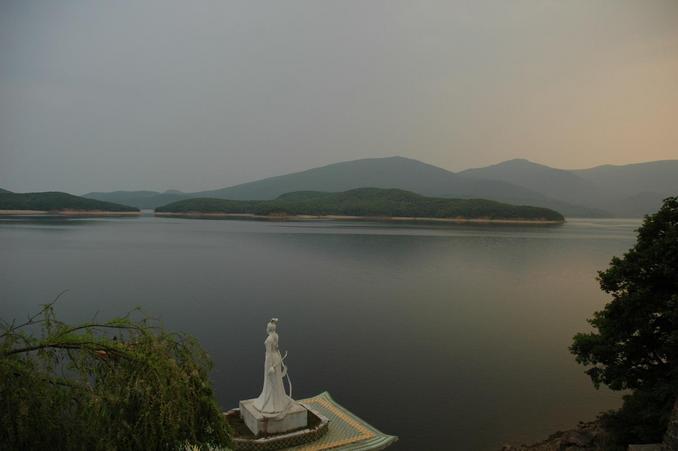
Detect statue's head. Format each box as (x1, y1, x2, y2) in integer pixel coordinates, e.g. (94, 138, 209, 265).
(267, 318, 278, 333)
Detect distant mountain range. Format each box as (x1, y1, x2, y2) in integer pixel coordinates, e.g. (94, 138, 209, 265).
(83, 157, 678, 217)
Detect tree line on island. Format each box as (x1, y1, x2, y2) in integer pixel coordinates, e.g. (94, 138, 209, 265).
(0, 186, 565, 221)
(0, 190, 138, 213)
(154, 188, 565, 222)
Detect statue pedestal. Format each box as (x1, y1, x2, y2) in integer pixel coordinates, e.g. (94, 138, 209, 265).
(239, 399, 308, 436)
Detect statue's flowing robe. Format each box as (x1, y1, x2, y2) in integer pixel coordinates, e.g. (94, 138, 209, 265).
(253, 333, 290, 414)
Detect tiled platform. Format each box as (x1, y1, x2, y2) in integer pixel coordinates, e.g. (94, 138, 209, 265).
(289, 392, 397, 451)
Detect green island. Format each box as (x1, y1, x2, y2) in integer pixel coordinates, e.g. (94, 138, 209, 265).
(0, 191, 140, 215)
(155, 187, 565, 223)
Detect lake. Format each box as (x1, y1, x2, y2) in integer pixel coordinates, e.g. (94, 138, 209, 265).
(0, 215, 640, 450)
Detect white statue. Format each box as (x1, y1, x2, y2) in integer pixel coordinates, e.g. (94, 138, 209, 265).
(252, 318, 292, 415)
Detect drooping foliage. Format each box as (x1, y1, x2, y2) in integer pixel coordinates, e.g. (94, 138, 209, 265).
(0, 294, 231, 450)
(570, 197, 678, 446)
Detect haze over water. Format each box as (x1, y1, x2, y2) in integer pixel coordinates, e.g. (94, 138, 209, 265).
(0, 216, 638, 449)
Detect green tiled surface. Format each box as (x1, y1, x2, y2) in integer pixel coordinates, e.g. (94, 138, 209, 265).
(288, 392, 397, 451)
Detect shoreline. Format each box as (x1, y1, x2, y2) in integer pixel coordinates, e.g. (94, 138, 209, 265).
(0, 209, 141, 217)
(154, 211, 564, 225)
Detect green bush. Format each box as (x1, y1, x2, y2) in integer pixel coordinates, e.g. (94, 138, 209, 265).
(598, 388, 675, 448)
(0, 295, 231, 450)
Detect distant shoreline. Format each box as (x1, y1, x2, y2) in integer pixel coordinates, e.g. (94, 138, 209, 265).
(154, 211, 564, 224)
(0, 209, 142, 217)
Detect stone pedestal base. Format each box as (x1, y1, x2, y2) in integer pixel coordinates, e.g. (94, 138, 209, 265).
(239, 399, 308, 436)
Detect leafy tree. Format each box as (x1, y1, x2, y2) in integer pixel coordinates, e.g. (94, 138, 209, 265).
(0, 293, 231, 450)
(570, 197, 678, 446)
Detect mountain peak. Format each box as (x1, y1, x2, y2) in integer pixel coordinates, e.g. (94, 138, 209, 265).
(495, 158, 551, 169)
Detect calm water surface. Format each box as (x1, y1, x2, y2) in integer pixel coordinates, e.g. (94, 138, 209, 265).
(0, 215, 640, 450)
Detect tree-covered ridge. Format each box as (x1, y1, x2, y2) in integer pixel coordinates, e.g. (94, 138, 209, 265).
(156, 188, 565, 221)
(0, 188, 11, 194)
(0, 191, 139, 212)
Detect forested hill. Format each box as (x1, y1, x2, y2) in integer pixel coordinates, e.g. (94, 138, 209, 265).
(156, 188, 564, 222)
(87, 157, 595, 216)
(0, 192, 139, 212)
(86, 156, 678, 217)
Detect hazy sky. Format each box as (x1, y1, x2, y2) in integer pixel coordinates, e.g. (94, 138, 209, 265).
(1, 1, 677, 194)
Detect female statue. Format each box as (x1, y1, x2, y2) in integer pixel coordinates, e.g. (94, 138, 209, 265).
(252, 318, 292, 415)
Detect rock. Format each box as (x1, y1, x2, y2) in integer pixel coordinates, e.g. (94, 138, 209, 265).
(560, 429, 594, 447)
(501, 421, 608, 451)
(505, 397, 678, 451)
(664, 398, 678, 450)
